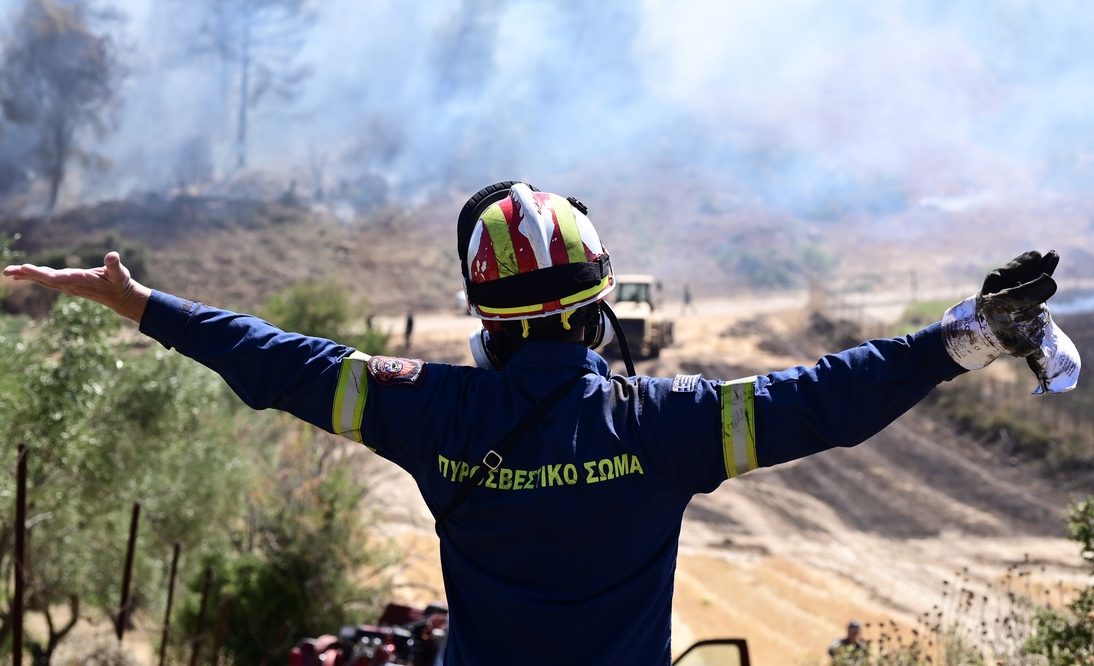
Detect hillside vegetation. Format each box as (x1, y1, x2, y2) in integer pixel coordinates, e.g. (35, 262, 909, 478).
(2, 195, 460, 317)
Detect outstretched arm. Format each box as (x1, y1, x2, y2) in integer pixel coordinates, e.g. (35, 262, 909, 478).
(644, 322, 965, 494)
(754, 322, 963, 467)
(4, 253, 349, 436)
(745, 251, 1073, 470)
(3, 252, 449, 472)
(647, 250, 1076, 495)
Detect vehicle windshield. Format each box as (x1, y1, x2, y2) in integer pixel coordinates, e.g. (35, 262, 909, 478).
(615, 282, 651, 303)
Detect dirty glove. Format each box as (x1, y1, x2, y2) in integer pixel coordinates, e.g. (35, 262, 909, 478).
(942, 250, 1080, 393)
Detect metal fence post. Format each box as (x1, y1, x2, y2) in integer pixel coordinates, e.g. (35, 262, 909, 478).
(13, 444, 28, 666)
(159, 542, 182, 666)
(190, 566, 213, 666)
(116, 502, 141, 642)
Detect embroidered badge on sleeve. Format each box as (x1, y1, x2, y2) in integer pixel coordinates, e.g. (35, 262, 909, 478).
(367, 356, 424, 386)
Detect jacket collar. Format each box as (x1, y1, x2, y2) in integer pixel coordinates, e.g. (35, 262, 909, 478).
(503, 341, 611, 377)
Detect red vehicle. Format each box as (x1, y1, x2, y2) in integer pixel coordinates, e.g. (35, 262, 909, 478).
(289, 604, 447, 666)
(289, 604, 749, 666)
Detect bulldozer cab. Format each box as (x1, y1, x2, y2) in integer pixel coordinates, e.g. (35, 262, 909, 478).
(614, 274, 657, 309)
(616, 281, 652, 306)
(672, 639, 751, 666)
(607, 274, 673, 358)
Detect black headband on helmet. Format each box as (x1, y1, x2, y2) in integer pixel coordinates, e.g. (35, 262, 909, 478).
(466, 254, 613, 310)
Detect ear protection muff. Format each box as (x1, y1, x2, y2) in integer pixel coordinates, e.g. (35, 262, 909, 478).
(469, 328, 503, 370)
(581, 301, 615, 350)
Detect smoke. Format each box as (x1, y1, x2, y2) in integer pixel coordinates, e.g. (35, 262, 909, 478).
(6, 0, 1094, 217)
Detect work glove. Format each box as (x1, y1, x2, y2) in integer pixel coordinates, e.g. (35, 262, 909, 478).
(941, 250, 1080, 394)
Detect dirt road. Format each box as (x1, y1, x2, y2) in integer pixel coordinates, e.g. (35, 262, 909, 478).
(363, 298, 1088, 664)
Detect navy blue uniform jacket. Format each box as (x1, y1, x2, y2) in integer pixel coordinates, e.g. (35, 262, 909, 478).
(140, 291, 965, 665)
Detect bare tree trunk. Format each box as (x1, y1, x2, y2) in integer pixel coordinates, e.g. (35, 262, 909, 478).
(309, 148, 325, 201)
(37, 595, 80, 663)
(235, 16, 251, 170)
(46, 165, 63, 213)
(0, 612, 11, 651)
(45, 121, 68, 213)
(219, 49, 232, 167)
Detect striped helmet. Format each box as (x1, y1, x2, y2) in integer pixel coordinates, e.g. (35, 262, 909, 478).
(458, 182, 615, 321)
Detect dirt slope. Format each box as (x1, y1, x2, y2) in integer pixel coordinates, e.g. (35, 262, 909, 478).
(364, 300, 1089, 665)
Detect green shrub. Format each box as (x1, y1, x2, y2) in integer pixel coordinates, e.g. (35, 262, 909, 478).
(0, 291, 397, 662)
(175, 422, 392, 664)
(262, 280, 350, 341)
(0, 297, 244, 661)
(261, 279, 388, 354)
(734, 249, 800, 289)
(727, 243, 837, 290)
(1022, 497, 1094, 665)
(893, 300, 952, 335)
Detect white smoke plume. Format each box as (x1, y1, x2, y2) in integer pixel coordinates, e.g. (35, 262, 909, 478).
(2, 0, 1093, 219)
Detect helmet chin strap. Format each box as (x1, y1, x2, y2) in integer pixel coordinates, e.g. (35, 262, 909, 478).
(600, 302, 637, 377)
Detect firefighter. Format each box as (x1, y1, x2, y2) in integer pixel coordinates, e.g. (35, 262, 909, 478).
(2, 182, 1077, 666)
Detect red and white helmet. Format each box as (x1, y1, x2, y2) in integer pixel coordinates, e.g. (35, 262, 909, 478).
(457, 182, 615, 321)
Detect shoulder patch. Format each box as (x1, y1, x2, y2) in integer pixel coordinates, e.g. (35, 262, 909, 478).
(367, 356, 424, 386)
(671, 373, 702, 393)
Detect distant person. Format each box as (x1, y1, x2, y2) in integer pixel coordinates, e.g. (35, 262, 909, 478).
(828, 620, 867, 663)
(681, 283, 696, 314)
(3, 176, 1078, 665)
(404, 310, 415, 350)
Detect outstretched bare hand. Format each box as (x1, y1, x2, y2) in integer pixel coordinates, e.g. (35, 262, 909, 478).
(2, 251, 151, 322)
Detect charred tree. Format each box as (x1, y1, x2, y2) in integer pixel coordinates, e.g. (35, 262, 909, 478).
(186, 0, 314, 170)
(0, 0, 125, 212)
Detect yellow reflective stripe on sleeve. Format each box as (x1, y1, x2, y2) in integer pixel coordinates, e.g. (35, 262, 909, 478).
(720, 376, 757, 478)
(721, 393, 737, 478)
(332, 350, 371, 442)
